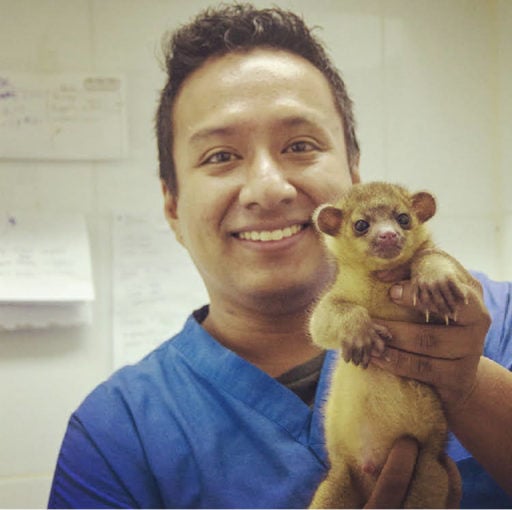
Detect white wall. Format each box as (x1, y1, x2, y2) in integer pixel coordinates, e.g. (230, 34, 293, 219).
(0, 0, 510, 507)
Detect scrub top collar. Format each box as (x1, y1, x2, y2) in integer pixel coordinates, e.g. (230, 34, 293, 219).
(171, 310, 336, 462)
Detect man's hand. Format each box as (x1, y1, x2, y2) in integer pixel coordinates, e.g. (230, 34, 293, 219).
(370, 273, 491, 413)
(365, 436, 461, 509)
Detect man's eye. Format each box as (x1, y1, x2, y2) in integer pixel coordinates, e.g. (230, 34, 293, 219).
(284, 141, 316, 153)
(203, 151, 236, 164)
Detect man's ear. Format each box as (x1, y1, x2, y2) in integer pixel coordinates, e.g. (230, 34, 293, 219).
(161, 180, 184, 245)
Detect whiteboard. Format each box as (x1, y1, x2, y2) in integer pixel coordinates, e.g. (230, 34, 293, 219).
(0, 72, 127, 160)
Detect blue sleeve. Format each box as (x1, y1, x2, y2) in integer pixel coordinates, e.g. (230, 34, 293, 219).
(48, 378, 166, 509)
(440, 273, 512, 508)
(48, 414, 138, 509)
(474, 272, 512, 369)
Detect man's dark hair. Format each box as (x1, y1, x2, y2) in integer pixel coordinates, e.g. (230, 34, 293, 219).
(156, 3, 360, 196)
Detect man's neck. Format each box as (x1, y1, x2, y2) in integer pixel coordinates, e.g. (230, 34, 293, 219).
(202, 301, 323, 378)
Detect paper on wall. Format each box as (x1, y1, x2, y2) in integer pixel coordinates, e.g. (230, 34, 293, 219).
(112, 213, 208, 368)
(0, 211, 94, 302)
(0, 302, 92, 330)
(0, 211, 94, 329)
(0, 72, 127, 160)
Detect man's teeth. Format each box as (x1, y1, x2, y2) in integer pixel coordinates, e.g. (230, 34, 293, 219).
(238, 224, 303, 242)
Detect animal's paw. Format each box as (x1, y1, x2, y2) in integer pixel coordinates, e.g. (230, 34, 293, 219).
(341, 321, 391, 368)
(411, 270, 469, 324)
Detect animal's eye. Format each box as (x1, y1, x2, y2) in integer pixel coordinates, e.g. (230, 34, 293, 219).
(354, 219, 370, 234)
(396, 213, 411, 228)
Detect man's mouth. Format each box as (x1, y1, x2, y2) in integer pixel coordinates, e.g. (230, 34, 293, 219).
(234, 223, 307, 242)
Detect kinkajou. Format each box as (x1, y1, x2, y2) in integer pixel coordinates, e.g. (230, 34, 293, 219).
(309, 181, 471, 508)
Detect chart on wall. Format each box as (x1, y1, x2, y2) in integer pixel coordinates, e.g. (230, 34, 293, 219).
(0, 211, 95, 330)
(0, 72, 127, 160)
(112, 213, 209, 368)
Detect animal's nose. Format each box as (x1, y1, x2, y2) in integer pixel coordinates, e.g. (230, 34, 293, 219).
(378, 230, 398, 242)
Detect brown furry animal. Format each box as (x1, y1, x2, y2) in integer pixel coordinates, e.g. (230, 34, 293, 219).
(309, 182, 471, 508)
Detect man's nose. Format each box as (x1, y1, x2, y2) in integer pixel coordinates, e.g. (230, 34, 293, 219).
(238, 155, 297, 210)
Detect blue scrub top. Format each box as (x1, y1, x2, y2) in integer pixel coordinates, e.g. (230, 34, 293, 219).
(48, 272, 512, 508)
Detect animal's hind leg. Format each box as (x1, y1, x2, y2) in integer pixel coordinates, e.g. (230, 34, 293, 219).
(404, 451, 449, 509)
(309, 463, 361, 509)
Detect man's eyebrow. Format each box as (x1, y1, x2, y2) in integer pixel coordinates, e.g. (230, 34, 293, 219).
(188, 115, 324, 145)
(278, 115, 323, 129)
(188, 126, 238, 145)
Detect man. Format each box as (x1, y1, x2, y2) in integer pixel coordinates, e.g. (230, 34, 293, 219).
(49, 4, 512, 508)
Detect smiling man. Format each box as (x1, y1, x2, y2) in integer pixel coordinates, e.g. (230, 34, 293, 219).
(163, 47, 355, 376)
(48, 4, 512, 508)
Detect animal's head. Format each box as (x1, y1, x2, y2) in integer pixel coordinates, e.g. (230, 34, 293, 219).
(312, 182, 436, 270)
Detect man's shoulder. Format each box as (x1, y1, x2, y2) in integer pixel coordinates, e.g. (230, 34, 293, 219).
(471, 271, 512, 367)
(74, 315, 204, 429)
(471, 270, 512, 308)
(51, 328, 200, 510)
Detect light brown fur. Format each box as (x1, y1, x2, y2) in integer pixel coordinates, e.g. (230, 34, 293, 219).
(309, 182, 471, 508)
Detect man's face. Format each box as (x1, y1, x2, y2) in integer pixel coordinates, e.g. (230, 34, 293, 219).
(163, 48, 359, 312)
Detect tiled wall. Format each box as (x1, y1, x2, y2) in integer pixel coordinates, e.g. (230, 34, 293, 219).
(0, 0, 510, 507)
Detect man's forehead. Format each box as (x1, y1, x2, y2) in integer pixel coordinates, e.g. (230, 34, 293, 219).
(172, 47, 344, 151)
(174, 49, 337, 112)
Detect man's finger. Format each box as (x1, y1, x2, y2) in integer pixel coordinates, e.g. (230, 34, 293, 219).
(387, 280, 485, 326)
(373, 319, 478, 359)
(364, 436, 418, 509)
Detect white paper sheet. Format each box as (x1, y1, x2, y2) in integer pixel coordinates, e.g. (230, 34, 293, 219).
(0, 72, 127, 159)
(112, 213, 208, 368)
(0, 211, 95, 330)
(0, 211, 94, 302)
(0, 302, 92, 330)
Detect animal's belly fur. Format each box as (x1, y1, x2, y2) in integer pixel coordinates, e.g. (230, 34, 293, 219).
(325, 361, 447, 478)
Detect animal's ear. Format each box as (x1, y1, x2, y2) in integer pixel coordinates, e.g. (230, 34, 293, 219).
(312, 204, 343, 236)
(411, 192, 436, 223)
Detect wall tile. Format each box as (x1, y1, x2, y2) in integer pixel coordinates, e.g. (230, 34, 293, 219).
(0, 475, 51, 509)
(382, 0, 498, 216)
(429, 213, 500, 280)
(501, 213, 512, 281)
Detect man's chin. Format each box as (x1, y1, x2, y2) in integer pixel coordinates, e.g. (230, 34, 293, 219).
(237, 273, 332, 313)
